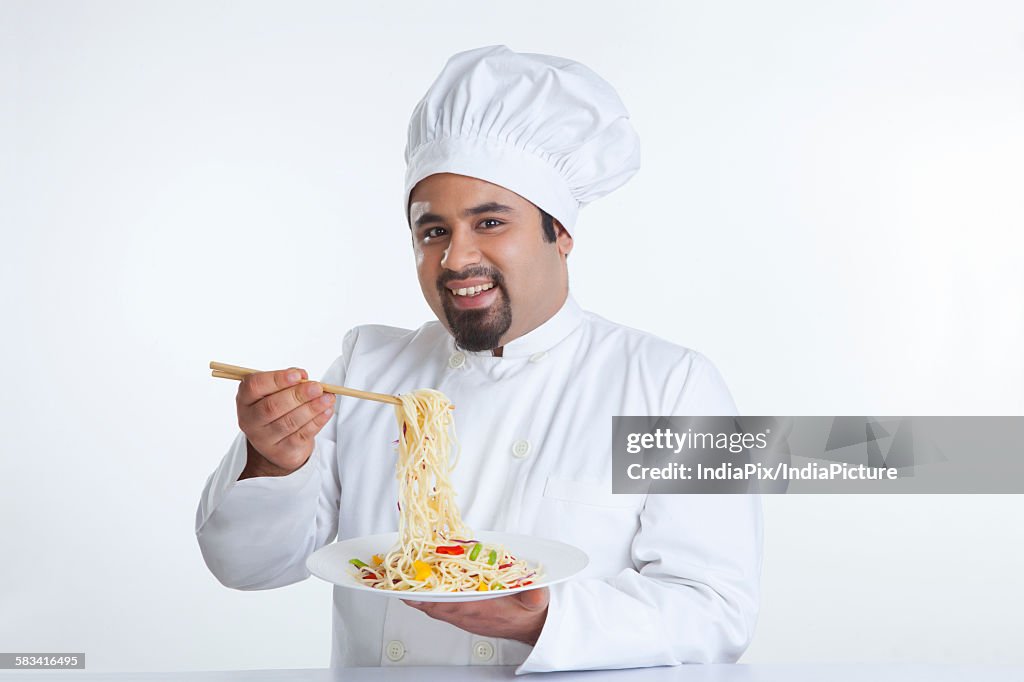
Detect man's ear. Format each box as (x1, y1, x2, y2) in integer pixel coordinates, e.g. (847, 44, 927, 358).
(555, 220, 573, 258)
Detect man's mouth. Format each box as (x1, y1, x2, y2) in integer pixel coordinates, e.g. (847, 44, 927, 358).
(442, 279, 500, 311)
(448, 282, 496, 297)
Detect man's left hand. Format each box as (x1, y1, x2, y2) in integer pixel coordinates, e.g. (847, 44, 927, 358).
(402, 587, 549, 645)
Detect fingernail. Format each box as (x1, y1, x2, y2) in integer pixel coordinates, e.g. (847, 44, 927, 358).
(305, 382, 321, 397)
(319, 394, 333, 406)
(404, 600, 423, 606)
(287, 370, 301, 383)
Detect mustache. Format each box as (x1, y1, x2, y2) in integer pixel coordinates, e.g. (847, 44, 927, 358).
(436, 266, 506, 293)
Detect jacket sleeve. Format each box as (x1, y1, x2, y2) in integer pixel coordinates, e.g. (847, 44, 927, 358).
(516, 352, 763, 673)
(194, 331, 356, 590)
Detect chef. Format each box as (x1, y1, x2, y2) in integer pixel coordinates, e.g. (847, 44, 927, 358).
(196, 45, 762, 673)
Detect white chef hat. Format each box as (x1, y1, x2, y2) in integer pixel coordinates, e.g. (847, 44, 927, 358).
(404, 45, 641, 232)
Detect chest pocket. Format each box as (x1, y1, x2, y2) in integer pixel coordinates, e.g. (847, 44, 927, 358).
(542, 477, 644, 508)
(538, 477, 645, 577)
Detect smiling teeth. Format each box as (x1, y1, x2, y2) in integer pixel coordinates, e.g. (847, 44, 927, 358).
(450, 283, 495, 296)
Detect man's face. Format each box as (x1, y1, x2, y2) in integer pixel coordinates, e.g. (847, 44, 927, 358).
(409, 173, 573, 352)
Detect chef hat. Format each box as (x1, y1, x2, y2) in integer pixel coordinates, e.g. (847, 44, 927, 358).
(404, 45, 640, 232)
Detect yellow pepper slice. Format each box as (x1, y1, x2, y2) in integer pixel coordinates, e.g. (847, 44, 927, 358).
(413, 560, 433, 582)
(371, 554, 383, 566)
(476, 579, 489, 592)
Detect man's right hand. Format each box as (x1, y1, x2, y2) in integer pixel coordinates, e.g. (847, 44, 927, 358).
(235, 368, 336, 480)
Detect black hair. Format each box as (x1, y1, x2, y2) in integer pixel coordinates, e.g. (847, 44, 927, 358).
(540, 207, 556, 243)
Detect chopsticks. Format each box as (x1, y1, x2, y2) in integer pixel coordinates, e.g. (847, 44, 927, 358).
(209, 361, 402, 406)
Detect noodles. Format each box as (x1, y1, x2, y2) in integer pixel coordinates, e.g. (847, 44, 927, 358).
(348, 389, 541, 592)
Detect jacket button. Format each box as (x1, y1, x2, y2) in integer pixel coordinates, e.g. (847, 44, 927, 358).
(448, 352, 466, 369)
(529, 351, 547, 363)
(385, 640, 405, 662)
(512, 439, 531, 458)
(473, 640, 495, 661)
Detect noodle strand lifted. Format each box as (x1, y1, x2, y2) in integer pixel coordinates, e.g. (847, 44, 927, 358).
(348, 389, 540, 592)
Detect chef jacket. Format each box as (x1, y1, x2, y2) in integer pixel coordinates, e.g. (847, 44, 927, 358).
(196, 295, 762, 673)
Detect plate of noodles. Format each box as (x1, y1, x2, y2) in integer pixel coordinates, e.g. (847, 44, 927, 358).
(307, 530, 588, 602)
(305, 387, 587, 601)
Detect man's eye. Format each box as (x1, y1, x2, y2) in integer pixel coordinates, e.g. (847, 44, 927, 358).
(424, 227, 448, 240)
(480, 219, 503, 229)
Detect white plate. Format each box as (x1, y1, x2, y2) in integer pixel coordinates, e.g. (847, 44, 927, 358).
(306, 530, 588, 602)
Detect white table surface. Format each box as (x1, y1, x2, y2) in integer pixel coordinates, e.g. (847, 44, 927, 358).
(2, 665, 1023, 681)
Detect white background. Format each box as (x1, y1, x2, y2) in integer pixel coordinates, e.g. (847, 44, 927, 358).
(2, 0, 1023, 672)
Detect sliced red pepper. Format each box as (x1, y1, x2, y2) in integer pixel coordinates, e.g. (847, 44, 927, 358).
(435, 545, 465, 556)
(498, 562, 513, 569)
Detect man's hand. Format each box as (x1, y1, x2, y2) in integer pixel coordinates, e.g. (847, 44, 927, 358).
(235, 367, 336, 479)
(402, 587, 549, 645)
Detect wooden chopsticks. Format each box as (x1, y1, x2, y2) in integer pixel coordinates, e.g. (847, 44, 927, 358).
(209, 361, 402, 406)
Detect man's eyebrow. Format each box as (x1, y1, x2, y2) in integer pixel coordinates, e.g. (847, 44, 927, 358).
(413, 212, 445, 229)
(412, 202, 516, 229)
(462, 202, 515, 217)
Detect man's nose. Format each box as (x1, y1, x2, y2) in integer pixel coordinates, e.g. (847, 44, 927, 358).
(441, 228, 481, 272)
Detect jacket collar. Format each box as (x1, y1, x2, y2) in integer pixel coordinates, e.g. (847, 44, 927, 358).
(458, 293, 585, 359)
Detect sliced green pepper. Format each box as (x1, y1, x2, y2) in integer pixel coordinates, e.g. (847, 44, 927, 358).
(349, 558, 369, 568)
(469, 543, 482, 561)
(487, 549, 497, 565)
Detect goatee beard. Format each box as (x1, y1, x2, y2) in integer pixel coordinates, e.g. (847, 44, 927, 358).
(437, 267, 512, 352)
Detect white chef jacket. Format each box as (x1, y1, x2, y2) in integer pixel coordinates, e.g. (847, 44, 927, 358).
(196, 295, 762, 673)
